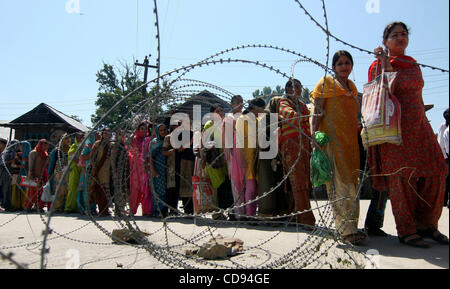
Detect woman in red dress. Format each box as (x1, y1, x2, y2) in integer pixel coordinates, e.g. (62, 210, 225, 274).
(368, 22, 448, 248)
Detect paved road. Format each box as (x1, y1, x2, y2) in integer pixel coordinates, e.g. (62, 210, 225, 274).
(0, 200, 448, 269)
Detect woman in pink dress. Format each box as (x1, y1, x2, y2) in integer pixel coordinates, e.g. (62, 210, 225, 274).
(128, 122, 152, 215)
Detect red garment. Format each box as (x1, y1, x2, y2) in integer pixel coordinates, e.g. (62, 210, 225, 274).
(368, 57, 447, 189)
(367, 55, 447, 235)
(35, 139, 48, 160)
(368, 55, 417, 81)
(278, 97, 311, 145)
(280, 136, 315, 226)
(128, 133, 151, 215)
(388, 175, 445, 236)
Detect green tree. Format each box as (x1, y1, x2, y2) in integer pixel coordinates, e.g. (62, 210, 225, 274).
(301, 87, 311, 104)
(252, 85, 285, 104)
(91, 61, 169, 129)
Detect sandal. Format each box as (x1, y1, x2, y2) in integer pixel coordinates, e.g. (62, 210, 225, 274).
(417, 228, 449, 245)
(398, 233, 430, 248)
(341, 231, 367, 246)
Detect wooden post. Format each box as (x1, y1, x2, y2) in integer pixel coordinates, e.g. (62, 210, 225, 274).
(135, 55, 158, 99)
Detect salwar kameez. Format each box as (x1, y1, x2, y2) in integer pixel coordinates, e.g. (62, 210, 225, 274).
(368, 55, 448, 237)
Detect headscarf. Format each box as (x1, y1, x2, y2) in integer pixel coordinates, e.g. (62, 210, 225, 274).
(243, 98, 266, 115)
(16, 141, 31, 177)
(2, 140, 20, 164)
(20, 141, 31, 160)
(56, 134, 70, 168)
(368, 55, 417, 81)
(68, 134, 80, 160)
(35, 139, 48, 160)
(151, 124, 166, 154)
(310, 75, 358, 100)
(60, 134, 71, 154)
(133, 125, 147, 152)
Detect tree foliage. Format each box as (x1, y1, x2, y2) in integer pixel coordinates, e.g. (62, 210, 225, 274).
(252, 85, 311, 104)
(252, 85, 285, 104)
(91, 61, 170, 129)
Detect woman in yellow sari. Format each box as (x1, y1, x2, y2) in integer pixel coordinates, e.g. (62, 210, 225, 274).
(236, 98, 266, 218)
(311, 50, 366, 245)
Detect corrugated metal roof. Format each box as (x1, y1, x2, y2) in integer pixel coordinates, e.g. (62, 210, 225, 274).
(43, 103, 89, 132)
(7, 103, 89, 132)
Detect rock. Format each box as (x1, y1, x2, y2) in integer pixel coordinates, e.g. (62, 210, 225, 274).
(186, 234, 244, 260)
(111, 229, 150, 244)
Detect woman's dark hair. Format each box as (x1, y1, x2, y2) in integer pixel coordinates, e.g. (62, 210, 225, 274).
(137, 121, 147, 130)
(444, 108, 449, 126)
(332, 50, 354, 69)
(210, 103, 223, 113)
(243, 97, 266, 115)
(383, 21, 409, 41)
(285, 78, 302, 92)
(231, 95, 243, 104)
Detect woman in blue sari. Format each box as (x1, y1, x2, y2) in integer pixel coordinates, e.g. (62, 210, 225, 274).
(149, 124, 168, 217)
(77, 133, 97, 214)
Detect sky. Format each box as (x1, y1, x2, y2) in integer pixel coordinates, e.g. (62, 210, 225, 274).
(0, 0, 448, 133)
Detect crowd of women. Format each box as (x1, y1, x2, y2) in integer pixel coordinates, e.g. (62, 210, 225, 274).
(0, 22, 448, 248)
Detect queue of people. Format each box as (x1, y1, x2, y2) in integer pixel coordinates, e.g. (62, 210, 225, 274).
(0, 21, 448, 248)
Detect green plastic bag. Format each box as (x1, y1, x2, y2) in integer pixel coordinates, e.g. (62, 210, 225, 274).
(310, 131, 332, 188)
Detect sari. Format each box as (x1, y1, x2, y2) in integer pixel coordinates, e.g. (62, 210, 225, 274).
(48, 138, 70, 212)
(11, 141, 31, 210)
(223, 113, 245, 218)
(0, 140, 20, 210)
(278, 97, 315, 226)
(150, 124, 167, 216)
(311, 75, 360, 236)
(65, 137, 82, 212)
(24, 140, 49, 210)
(77, 135, 96, 214)
(235, 113, 259, 216)
(129, 130, 150, 215)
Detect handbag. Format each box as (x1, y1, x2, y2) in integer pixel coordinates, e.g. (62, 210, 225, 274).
(19, 176, 38, 188)
(360, 62, 401, 149)
(41, 181, 54, 203)
(192, 157, 214, 214)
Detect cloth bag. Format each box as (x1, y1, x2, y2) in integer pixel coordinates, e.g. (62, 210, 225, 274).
(310, 131, 332, 188)
(41, 181, 55, 203)
(19, 176, 38, 188)
(192, 157, 214, 214)
(360, 65, 401, 149)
